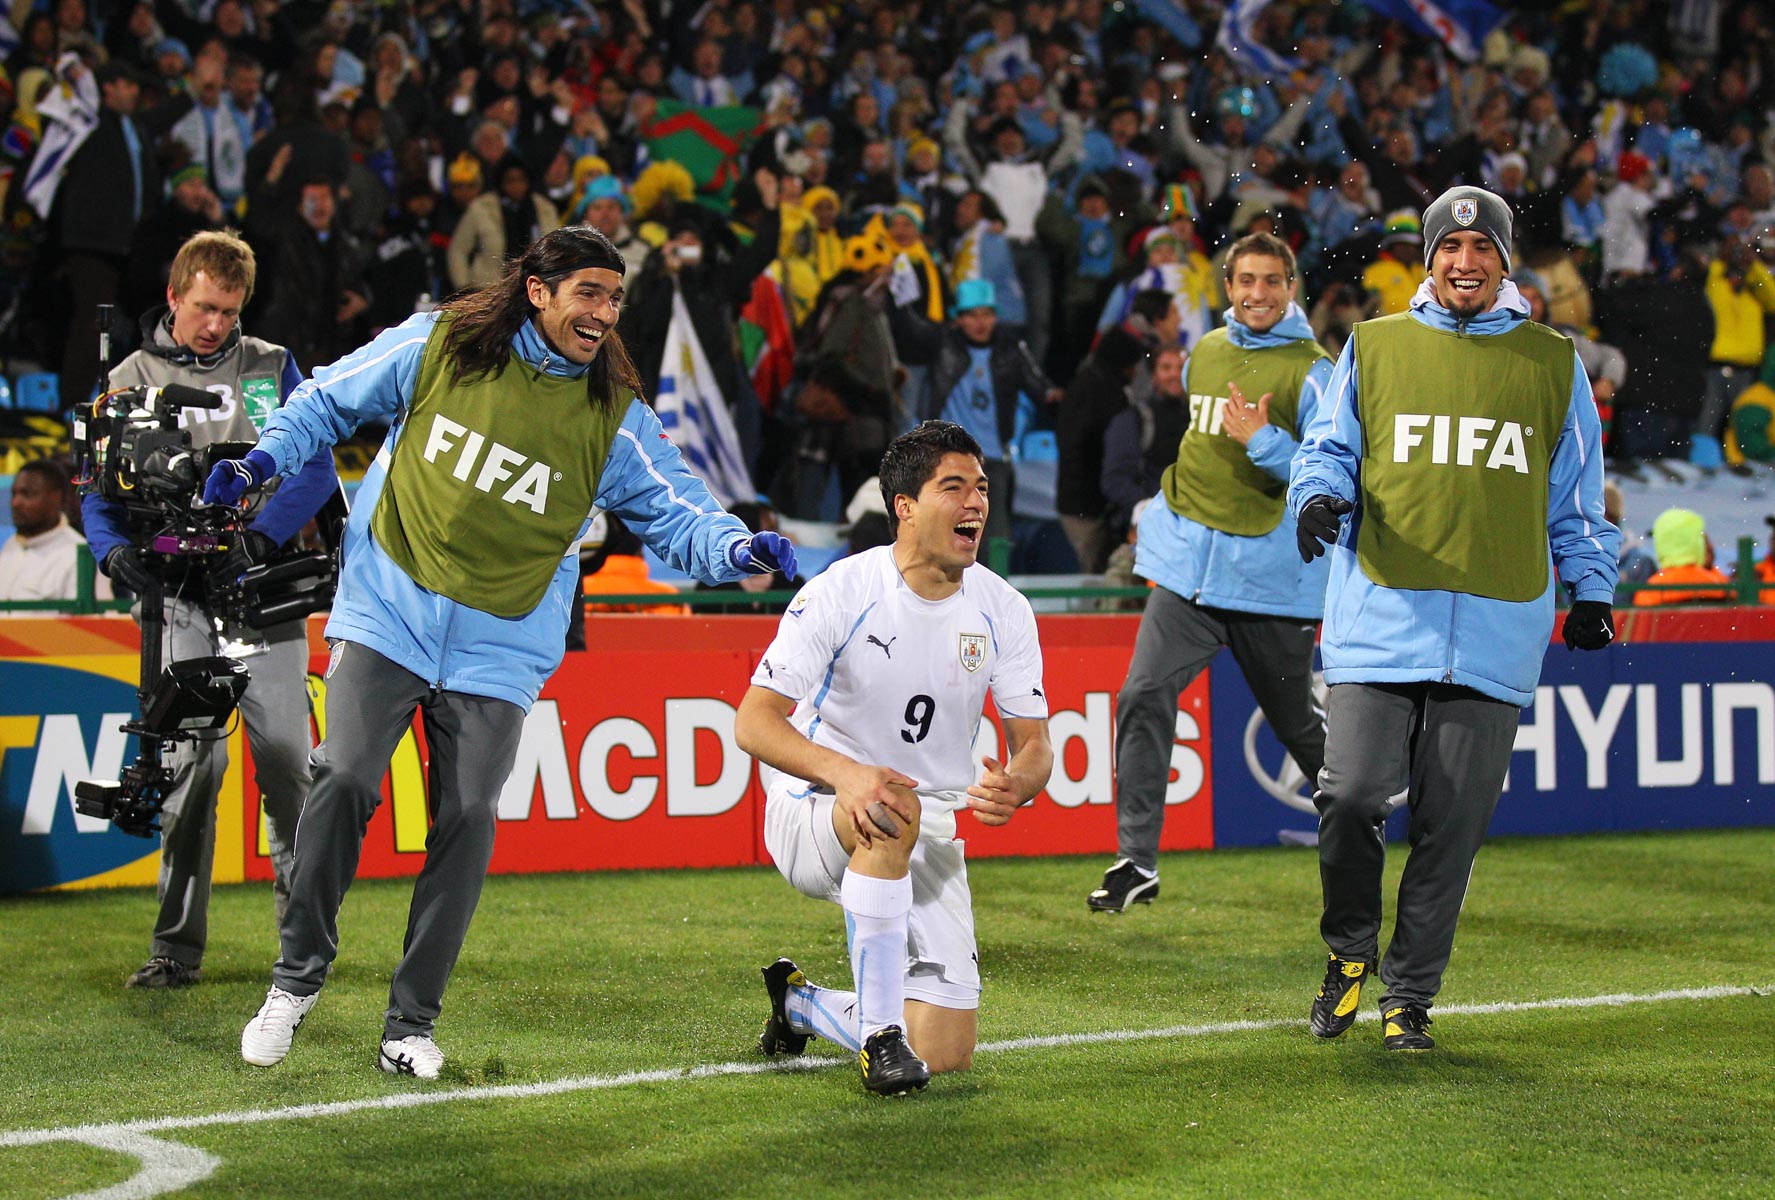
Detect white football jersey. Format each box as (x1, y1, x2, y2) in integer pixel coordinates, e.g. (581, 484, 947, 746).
(752, 546, 1048, 798)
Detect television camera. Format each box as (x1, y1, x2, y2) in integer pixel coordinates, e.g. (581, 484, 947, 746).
(69, 336, 335, 836)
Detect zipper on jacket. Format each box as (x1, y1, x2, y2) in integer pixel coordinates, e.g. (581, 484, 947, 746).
(1193, 526, 1217, 603)
(1443, 590, 1457, 683)
(435, 591, 458, 691)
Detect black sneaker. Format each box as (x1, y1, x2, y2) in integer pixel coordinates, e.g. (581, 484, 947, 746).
(1086, 859, 1159, 913)
(757, 958, 810, 1056)
(859, 1025, 930, 1096)
(1308, 954, 1373, 1038)
(125, 956, 201, 989)
(1382, 1003, 1435, 1051)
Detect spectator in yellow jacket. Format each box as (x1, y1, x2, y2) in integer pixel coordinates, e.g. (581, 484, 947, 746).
(1693, 240, 1775, 467)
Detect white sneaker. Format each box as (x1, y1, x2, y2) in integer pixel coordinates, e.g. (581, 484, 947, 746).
(378, 1034, 445, 1080)
(241, 986, 319, 1067)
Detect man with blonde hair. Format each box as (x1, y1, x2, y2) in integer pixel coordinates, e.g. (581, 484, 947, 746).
(84, 228, 340, 990)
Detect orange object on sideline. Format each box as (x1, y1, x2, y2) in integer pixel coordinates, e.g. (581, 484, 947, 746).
(1632, 564, 1733, 607)
(581, 555, 688, 613)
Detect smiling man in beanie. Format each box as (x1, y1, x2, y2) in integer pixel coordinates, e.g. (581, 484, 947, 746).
(1290, 184, 1619, 1051)
(210, 226, 795, 1080)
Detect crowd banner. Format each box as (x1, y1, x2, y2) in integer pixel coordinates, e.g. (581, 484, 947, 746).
(4, 610, 1772, 893)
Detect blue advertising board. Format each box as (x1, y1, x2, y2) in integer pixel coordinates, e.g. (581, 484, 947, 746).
(1209, 639, 1775, 847)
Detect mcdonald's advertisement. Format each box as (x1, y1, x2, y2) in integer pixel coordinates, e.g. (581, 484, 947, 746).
(3, 610, 1772, 894)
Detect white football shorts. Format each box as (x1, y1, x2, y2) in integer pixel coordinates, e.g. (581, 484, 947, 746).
(763, 775, 981, 1010)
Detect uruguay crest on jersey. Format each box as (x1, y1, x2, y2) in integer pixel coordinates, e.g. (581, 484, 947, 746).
(959, 632, 987, 673)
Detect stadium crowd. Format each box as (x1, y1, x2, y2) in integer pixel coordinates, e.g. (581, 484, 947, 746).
(1, 0, 1774, 582)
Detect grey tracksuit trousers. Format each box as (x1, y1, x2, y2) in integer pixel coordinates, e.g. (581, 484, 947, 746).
(1115, 586, 1325, 871)
(1316, 681, 1521, 1011)
(151, 598, 311, 967)
(272, 642, 525, 1040)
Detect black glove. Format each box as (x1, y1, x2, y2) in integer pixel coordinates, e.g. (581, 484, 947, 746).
(1296, 495, 1353, 562)
(104, 546, 157, 595)
(210, 529, 279, 590)
(1563, 600, 1616, 651)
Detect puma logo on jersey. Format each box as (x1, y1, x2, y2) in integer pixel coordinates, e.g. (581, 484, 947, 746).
(421, 414, 556, 513)
(1392, 414, 1531, 473)
(866, 635, 896, 658)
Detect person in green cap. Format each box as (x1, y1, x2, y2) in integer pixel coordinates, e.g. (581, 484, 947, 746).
(1633, 508, 1731, 606)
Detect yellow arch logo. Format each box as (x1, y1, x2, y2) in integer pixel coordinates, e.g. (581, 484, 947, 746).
(254, 673, 430, 857)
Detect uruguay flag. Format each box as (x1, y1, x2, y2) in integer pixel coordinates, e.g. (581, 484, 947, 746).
(1361, 0, 1508, 62)
(655, 287, 753, 508)
(22, 54, 100, 220)
(1214, 0, 1297, 79)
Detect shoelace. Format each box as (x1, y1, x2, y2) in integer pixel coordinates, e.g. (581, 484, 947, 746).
(255, 993, 304, 1027)
(1317, 958, 1350, 999)
(1392, 1005, 1432, 1033)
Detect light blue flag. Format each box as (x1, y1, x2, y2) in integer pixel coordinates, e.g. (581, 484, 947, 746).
(1213, 0, 1297, 79)
(1130, 0, 1204, 50)
(654, 287, 753, 508)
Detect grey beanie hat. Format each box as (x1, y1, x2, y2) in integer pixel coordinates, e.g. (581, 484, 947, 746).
(1421, 185, 1514, 273)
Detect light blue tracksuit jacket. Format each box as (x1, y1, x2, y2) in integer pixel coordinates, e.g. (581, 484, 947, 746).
(1134, 302, 1335, 619)
(1287, 280, 1620, 706)
(254, 313, 751, 710)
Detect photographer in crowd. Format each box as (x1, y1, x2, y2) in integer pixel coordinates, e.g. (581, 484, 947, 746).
(83, 230, 340, 990)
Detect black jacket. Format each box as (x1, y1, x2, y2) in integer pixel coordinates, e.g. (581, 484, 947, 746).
(250, 217, 371, 374)
(55, 97, 195, 256)
(1101, 390, 1188, 531)
(1056, 324, 1152, 519)
(890, 306, 1053, 454)
(1594, 272, 1712, 418)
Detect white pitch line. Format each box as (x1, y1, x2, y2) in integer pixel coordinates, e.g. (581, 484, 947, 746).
(2, 983, 1763, 1153)
(56, 1132, 218, 1200)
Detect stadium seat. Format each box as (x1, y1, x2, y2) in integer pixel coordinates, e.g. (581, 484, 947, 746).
(14, 373, 59, 413)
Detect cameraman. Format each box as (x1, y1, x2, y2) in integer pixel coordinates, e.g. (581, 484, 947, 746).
(83, 230, 340, 990)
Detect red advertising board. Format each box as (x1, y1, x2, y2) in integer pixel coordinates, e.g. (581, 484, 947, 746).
(245, 615, 1212, 882)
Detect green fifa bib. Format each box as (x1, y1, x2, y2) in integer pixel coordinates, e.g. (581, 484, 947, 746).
(1162, 329, 1329, 536)
(1352, 314, 1574, 602)
(371, 321, 625, 618)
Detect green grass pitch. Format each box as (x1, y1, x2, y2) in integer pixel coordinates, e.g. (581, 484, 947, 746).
(3, 829, 1771, 1199)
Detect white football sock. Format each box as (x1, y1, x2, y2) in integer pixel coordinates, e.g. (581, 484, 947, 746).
(785, 978, 861, 1051)
(840, 869, 912, 1044)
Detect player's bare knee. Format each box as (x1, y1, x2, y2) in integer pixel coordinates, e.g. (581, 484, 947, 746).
(850, 830, 915, 873)
(923, 1046, 974, 1074)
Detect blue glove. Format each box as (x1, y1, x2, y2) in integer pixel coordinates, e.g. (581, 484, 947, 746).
(728, 530, 797, 578)
(202, 448, 276, 507)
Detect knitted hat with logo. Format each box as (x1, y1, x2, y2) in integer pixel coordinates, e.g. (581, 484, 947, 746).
(1421, 185, 1513, 273)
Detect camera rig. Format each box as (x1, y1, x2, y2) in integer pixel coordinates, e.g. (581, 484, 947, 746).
(68, 336, 335, 836)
